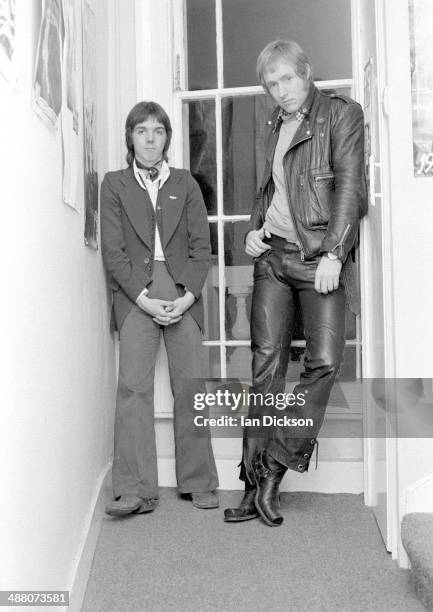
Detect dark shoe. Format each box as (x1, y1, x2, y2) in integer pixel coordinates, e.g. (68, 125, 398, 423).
(134, 498, 158, 514)
(105, 495, 156, 517)
(190, 491, 219, 509)
(254, 452, 287, 526)
(224, 486, 259, 522)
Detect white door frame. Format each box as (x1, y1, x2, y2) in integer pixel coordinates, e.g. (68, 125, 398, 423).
(133, 1, 403, 523)
(352, 0, 400, 559)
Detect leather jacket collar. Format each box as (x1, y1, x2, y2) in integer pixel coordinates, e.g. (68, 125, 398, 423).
(271, 81, 317, 133)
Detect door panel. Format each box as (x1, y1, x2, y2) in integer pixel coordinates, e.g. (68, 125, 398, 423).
(354, 0, 389, 547)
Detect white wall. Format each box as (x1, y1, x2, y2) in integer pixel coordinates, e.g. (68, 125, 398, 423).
(0, 0, 117, 599)
(384, 0, 433, 474)
(381, 0, 433, 564)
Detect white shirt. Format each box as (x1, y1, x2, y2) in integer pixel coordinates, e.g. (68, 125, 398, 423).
(133, 159, 170, 301)
(133, 158, 170, 261)
(132, 159, 192, 303)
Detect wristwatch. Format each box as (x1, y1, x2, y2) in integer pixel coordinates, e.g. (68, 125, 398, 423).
(326, 252, 339, 261)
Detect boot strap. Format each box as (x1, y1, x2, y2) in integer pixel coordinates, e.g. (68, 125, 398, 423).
(253, 453, 270, 479)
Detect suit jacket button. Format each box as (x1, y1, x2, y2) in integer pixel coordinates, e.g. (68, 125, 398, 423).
(143, 257, 150, 264)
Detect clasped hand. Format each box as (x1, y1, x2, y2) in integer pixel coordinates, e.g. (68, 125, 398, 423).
(136, 292, 195, 326)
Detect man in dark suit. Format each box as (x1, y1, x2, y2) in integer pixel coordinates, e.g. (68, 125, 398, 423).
(101, 101, 218, 516)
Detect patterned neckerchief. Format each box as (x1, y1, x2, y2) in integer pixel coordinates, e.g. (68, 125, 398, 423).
(278, 107, 306, 123)
(135, 157, 164, 181)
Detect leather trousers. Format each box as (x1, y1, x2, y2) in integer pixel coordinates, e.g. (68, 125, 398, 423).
(240, 236, 346, 484)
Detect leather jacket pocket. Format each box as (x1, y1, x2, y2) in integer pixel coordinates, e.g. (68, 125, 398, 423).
(307, 170, 335, 226)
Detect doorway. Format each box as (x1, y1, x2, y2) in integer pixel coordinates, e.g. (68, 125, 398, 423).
(169, 0, 374, 496)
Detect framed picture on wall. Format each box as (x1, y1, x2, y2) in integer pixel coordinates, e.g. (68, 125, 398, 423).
(409, 0, 433, 177)
(0, 0, 16, 84)
(61, 0, 81, 210)
(82, 0, 98, 249)
(33, 0, 63, 129)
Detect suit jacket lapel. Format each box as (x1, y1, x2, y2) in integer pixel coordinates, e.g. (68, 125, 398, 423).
(159, 170, 186, 248)
(118, 167, 154, 248)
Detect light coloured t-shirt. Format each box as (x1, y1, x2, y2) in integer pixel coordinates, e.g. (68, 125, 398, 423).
(263, 115, 302, 244)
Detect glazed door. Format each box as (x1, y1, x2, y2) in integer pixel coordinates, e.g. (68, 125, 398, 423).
(172, 0, 365, 492)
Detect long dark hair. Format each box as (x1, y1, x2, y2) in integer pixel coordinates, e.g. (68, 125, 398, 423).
(125, 101, 172, 167)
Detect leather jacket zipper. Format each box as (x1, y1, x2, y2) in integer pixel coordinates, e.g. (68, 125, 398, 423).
(283, 163, 308, 261)
(314, 172, 334, 181)
(332, 223, 351, 258)
(268, 119, 313, 261)
(281, 126, 314, 261)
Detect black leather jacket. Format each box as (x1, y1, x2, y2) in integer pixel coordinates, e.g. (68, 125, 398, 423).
(250, 83, 368, 262)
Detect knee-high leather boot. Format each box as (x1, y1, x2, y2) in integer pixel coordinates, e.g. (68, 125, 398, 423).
(254, 451, 287, 526)
(223, 479, 259, 522)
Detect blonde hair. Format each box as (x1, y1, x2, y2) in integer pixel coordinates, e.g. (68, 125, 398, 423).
(257, 40, 313, 92)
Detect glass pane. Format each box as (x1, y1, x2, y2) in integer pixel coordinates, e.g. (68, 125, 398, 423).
(183, 100, 217, 215)
(202, 223, 220, 341)
(345, 254, 360, 340)
(222, 95, 273, 215)
(224, 221, 253, 341)
(320, 86, 352, 97)
(186, 0, 217, 90)
(201, 346, 221, 378)
(338, 346, 358, 382)
(222, 0, 352, 87)
(409, 0, 433, 176)
(287, 347, 305, 381)
(226, 345, 252, 380)
(345, 309, 357, 341)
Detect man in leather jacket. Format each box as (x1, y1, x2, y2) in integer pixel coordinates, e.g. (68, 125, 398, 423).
(224, 40, 367, 526)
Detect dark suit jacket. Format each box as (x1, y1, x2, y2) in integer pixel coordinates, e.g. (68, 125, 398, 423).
(100, 166, 211, 331)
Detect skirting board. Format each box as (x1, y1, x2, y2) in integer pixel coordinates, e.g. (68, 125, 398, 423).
(68, 464, 112, 612)
(158, 457, 364, 494)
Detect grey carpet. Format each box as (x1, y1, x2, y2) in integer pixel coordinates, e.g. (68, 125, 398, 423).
(83, 489, 424, 612)
(402, 513, 433, 610)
